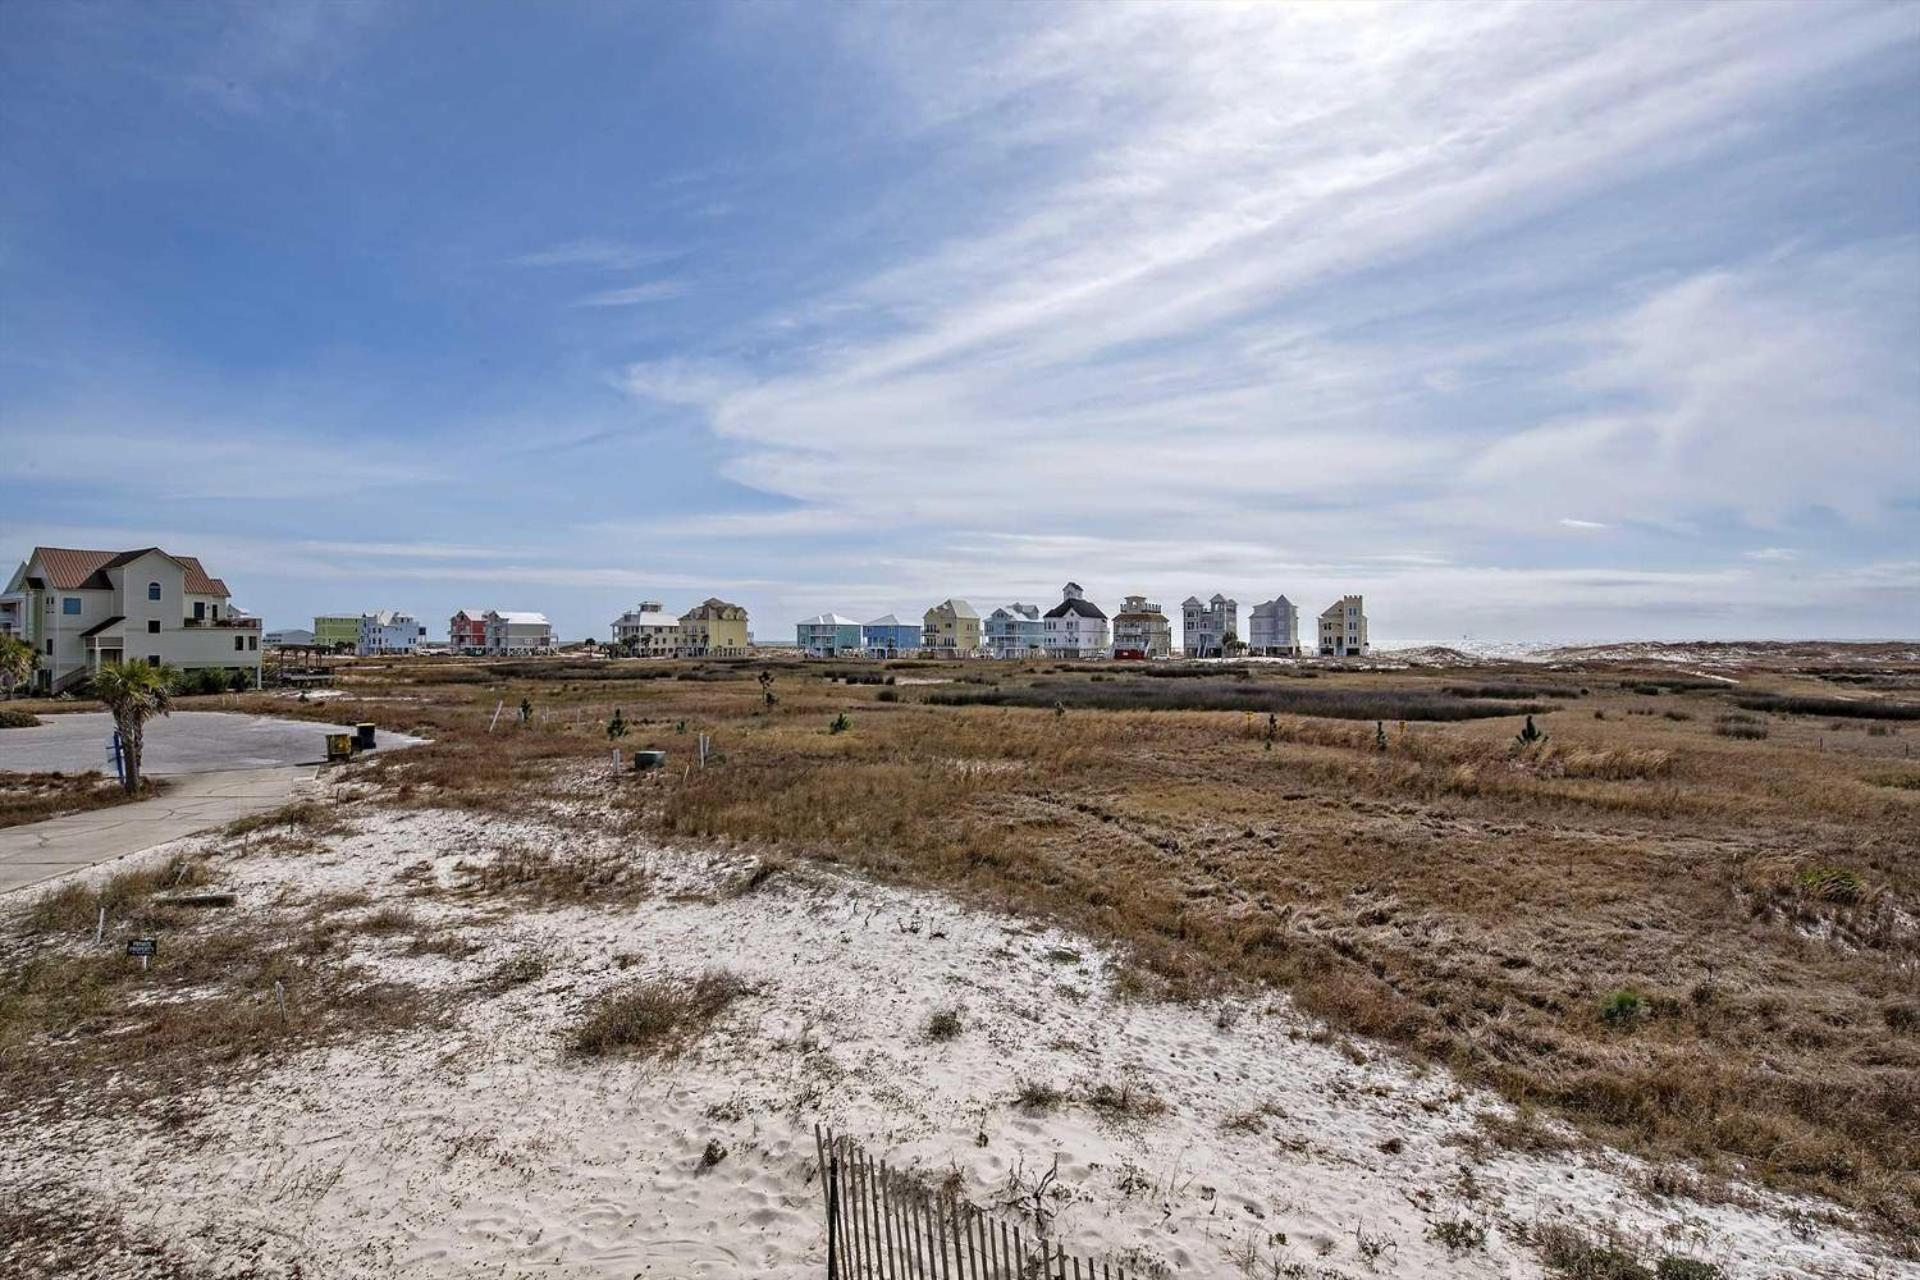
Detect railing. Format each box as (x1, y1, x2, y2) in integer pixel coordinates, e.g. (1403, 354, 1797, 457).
(183, 616, 262, 628)
(814, 1126, 1134, 1280)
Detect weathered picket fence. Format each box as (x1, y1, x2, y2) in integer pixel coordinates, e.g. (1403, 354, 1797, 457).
(814, 1125, 1135, 1280)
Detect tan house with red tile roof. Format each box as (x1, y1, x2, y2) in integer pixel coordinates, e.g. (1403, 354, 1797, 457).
(2, 546, 261, 693)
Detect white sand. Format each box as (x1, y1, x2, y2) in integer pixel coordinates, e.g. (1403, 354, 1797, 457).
(2, 795, 1902, 1279)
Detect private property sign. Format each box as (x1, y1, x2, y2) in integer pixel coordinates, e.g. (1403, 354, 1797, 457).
(127, 938, 156, 969)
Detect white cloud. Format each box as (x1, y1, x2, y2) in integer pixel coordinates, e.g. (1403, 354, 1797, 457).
(574, 280, 688, 307)
(624, 2, 1918, 579)
(0, 428, 434, 500)
(1559, 519, 1611, 531)
(512, 238, 677, 271)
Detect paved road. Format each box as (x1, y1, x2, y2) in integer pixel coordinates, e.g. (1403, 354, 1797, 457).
(0, 711, 423, 897)
(0, 710, 416, 775)
(0, 767, 312, 896)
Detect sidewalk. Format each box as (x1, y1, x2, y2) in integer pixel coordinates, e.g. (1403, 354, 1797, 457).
(0, 767, 313, 896)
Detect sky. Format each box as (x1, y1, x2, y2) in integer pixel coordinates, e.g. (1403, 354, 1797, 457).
(2, 1, 1917, 647)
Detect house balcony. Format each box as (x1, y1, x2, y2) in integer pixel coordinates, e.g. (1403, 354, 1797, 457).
(183, 616, 262, 629)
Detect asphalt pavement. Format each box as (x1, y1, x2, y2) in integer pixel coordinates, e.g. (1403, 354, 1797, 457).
(0, 711, 423, 897)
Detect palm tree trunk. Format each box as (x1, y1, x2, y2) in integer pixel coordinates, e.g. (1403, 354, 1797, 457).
(121, 715, 142, 793)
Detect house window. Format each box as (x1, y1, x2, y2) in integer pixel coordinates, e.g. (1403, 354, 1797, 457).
(148, 655, 160, 667)
(62, 597, 82, 615)
(147, 620, 161, 634)
(234, 636, 245, 651)
(250, 636, 258, 651)
(148, 582, 162, 601)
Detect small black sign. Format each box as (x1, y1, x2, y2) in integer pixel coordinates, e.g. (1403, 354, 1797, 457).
(126, 938, 157, 958)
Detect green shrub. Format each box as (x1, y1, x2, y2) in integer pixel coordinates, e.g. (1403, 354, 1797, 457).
(0, 708, 41, 729)
(1599, 989, 1649, 1028)
(1796, 865, 1864, 904)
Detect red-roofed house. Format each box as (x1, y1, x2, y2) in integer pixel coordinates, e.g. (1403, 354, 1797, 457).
(2, 546, 261, 693)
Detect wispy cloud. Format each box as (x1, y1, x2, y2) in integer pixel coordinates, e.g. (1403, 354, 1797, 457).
(574, 280, 687, 307)
(512, 238, 679, 271)
(1559, 519, 1611, 531)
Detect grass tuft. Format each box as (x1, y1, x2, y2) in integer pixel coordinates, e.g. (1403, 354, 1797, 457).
(570, 969, 747, 1058)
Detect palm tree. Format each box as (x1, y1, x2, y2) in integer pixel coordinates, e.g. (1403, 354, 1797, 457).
(0, 634, 35, 696)
(91, 661, 177, 793)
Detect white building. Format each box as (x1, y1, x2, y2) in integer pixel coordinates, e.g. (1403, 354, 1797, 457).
(1248, 597, 1300, 656)
(2, 545, 262, 694)
(484, 610, 554, 655)
(612, 601, 680, 656)
(1318, 595, 1369, 657)
(1181, 593, 1238, 658)
(358, 611, 426, 656)
(263, 627, 316, 647)
(1042, 583, 1109, 658)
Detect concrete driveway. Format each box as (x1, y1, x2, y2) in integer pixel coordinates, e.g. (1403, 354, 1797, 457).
(0, 711, 422, 896)
(0, 710, 417, 776)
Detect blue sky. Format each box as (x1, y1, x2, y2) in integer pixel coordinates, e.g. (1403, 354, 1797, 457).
(2, 1, 1916, 645)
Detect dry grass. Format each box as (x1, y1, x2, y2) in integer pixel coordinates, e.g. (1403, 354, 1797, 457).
(222, 797, 346, 838)
(22, 854, 210, 934)
(0, 770, 158, 830)
(569, 969, 748, 1058)
(453, 845, 651, 905)
(261, 650, 1920, 1239)
(0, 914, 437, 1123)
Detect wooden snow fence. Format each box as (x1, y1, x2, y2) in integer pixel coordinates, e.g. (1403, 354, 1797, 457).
(814, 1125, 1131, 1280)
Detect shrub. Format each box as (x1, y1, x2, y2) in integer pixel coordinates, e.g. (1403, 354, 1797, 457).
(1599, 990, 1649, 1028)
(0, 708, 40, 729)
(482, 949, 548, 992)
(1428, 1218, 1487, 1251)
(1796, 865, 1864, 904)
(923, 680, 1546, 722)
(925, 1007, 963, 1041)
(570, 970, 747, 1058)
(1514, 715, 1548, 748)
(829, 711, 852, 734)
(1654, 1261, 1723, 1280)
(876, 688, 899, 703)
(1085, 1078, 1166, 1121)
(1447, 684, 1579, 700)
(1535, 1225, 1653, 1279)
(1713, 713, 1768, 740)
(1733, 694, 1920, 721)
(1014, 1079, 1063, 1112)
